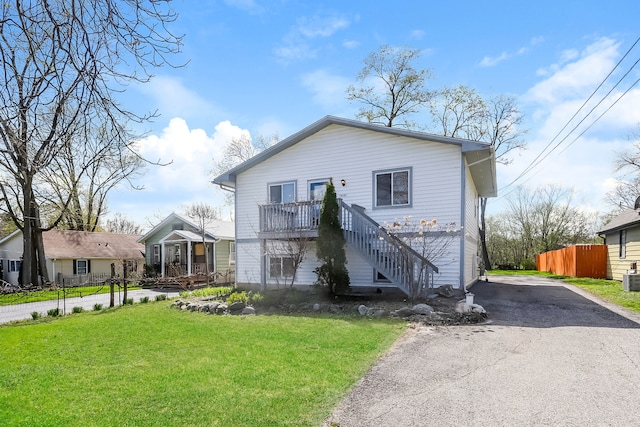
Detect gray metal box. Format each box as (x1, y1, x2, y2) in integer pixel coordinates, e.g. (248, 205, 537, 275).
(623, 274, 640, 291)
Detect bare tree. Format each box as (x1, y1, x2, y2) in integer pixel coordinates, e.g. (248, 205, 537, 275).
(607, 126, 640, 210)
(184, 202, 221, 285)
(429, 86, 526, 270)
(502, 185, 598, 267)
(264, 232, 313, 289)
(212, 133, 278, 206)
(105, 213, 142, 235)
(346, 45, 433, 128)
(0, 1, 182, 285)
(43, 124, 145, 231)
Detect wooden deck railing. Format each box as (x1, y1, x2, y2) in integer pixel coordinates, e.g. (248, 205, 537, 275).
(259, 200, 322, 232)
(259, 200, 439, 298)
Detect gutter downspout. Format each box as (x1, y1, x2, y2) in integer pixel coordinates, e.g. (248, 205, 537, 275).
(460, 156, 466, 290)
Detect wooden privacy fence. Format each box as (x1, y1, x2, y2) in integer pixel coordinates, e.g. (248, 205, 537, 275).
(536, 244, 607, 278)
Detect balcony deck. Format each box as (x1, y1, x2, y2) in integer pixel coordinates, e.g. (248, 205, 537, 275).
(259, 200, 322, 238)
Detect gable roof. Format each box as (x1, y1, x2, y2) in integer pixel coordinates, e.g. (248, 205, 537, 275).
(0, 229, 145, 259)
(598, 209, 640, 235)
(213, 115, 497, 197)
(137, 212, 234, 243)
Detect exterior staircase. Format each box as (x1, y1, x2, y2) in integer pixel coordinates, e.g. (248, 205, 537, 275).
(338, 201, 438, 298)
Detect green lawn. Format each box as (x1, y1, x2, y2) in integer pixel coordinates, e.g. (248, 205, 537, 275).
(0, 284, 141, 306)
(489, 269, 640, 315)
(0, 302, 405, 426)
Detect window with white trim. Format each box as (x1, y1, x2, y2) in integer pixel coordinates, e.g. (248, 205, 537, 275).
(620, 230, 627, 259)
(9, 260, 21, 272)
(374, 168, 411, 207)
(229, 242, 236, 265)
(309, 180, 329, 201)
(269, 182, 295, 204)
(76, 259, 88, 275)
(269, 256, 295, 278)
(153, 244, 161, 264)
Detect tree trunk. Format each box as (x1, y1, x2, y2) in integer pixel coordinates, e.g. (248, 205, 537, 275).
(479, 197, 492, 271)
(33, 203, 49, 285)
(21, 176, 33, 286)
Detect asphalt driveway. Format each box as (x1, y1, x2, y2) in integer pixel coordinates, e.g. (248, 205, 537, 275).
(324, 275, 640, 426)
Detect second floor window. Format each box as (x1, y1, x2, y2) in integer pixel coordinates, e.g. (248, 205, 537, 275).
(269, 182, 295, 204)
(374, 168, 411, 207)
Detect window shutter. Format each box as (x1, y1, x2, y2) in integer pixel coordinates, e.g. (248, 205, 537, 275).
(73, 260, 77, 275)
(87, 259, 92, 273)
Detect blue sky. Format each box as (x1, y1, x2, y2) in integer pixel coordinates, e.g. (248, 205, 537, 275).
(110, 0, 640, 229)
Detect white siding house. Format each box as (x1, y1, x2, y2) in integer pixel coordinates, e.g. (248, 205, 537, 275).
(214, 116, 496, 297)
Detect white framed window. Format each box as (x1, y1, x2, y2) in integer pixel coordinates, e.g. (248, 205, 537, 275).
(269, 256, 295, 278)
(308, 180, 329, 201)
(269, 181, 296, 204)
(9, 260, 21, 272)
(174, 244, 181, 263)
(76, 259, 88, 275)
(620, 230, 627, 259)
(153, 244, 161, 264)
(229, 242, 236, 265)
(374, 168, 411, 208)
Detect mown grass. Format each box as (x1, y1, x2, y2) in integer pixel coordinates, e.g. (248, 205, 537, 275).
(0, 302, 405, 426)
(0, 284, 141, 306)
(489, 269, 640, 315)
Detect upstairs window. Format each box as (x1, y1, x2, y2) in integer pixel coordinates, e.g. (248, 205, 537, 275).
(374, 168, 411, 207)
(269, 182, 295, 204)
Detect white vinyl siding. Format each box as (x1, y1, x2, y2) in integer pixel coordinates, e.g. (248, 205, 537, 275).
(463, 165, 480, 287)
(234, 124, 466, 289)
(605, 226, 640, 281)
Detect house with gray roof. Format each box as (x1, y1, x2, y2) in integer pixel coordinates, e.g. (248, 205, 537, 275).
(0, 229, 145, 286)
(598, 201, 640, 280)
(213, 115, 497, 297)
(137, 213, 235, 281)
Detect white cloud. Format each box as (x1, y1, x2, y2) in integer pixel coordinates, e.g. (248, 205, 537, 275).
(479, 37, 544, 68)
(301, 69, 351, 109)
(275, 13, 351, 62)
(136, 75, 220, 122)
(410, 29, 426, 40)
(525, 38, 620, 106)
(479, 52, 509, 67)
(223, 0, 264, 14)
(496, 37, 639, 216)
(134, 118, 249, 194)
(343, 40, 360, 49)
(297, 15, 350, 38)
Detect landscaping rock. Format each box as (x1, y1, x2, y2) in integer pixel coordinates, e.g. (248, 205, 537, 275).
(412, 303, 434, 315)
(329, 304, 341, 314)
(393, 307, 415, 318)
(313, 303, 321, 311)
(358, 304, 369, 316)
(242, 306, 256, 315)
(228, 301, 246, 313)
(215, 303, 228, 315)
(436, 285, 455, 298)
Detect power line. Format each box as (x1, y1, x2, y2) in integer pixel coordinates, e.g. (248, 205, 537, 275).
(498, 37, 640, 198)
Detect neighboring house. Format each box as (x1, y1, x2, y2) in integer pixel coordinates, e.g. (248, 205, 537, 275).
(0, 229, 145, 286)
(137, 213, 235, 280)
(213, 116, 497, 296)
(597, 200, 640, 281)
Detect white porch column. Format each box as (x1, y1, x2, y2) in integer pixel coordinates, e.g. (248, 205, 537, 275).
(161, 242, 165, 278)
(187, 241, 192, 276)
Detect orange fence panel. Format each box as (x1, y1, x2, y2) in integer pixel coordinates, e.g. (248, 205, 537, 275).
(536, 244, 607, 278)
